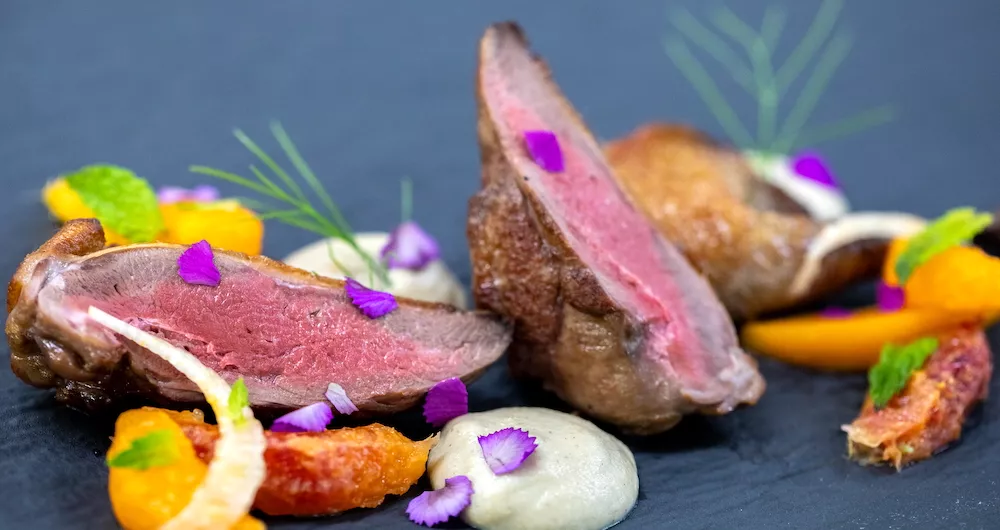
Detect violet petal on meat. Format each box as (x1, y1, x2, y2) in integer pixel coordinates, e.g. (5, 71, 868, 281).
(344, 277, 398, 318)
(270, 402, 333, 432)
(523, 130, 565, 173)
(380, 221, 441, 271)
(790, 151, 840, 189)
(325, 383, 359, 415)
(423, 377, 468, 427)
(177, 240, 221, 287)
(877, 281, 905, 312)
(478, 427, 537, 475)
(406, 475, 474, 527)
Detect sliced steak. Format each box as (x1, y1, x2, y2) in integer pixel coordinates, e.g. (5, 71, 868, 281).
(468, 22, 765, 434)
(7, 219, 511, 414)
(605, 124, 927, 320)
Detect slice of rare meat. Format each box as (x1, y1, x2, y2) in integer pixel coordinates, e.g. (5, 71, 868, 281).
(467, 22, 765, 434)
(7, 219, 511, 414)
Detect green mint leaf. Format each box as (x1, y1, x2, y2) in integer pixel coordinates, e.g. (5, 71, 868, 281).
(894, 207, 994, 284)
(106, 429, 179, 470)
(228, 378, 249, 424)
(867, 337, 939, 409)
(64, 164, 165, 243)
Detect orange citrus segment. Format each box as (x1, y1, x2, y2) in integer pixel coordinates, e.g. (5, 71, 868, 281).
(42, 178, 132, 245)
(904, 245, 1000, 313)
(741, 306, 994, 371)
(160, 201, 264, 255)
(108, 408, 264, 530)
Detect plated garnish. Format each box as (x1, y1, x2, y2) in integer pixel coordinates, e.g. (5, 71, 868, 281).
(843, 328, 991, 469)
(469, 22, 764, 435)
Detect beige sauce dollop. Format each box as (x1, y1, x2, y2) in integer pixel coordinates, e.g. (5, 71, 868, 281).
(428, 407, 638, 530)
(282, 233, 467, 308)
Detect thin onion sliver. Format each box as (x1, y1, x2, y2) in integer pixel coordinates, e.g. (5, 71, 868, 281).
(89, 307, 267, 530)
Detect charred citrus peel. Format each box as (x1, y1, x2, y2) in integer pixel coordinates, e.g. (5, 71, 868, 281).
(90, 307, 267, 530)
(842, 327, 992, 469)
(164, 409, 435, 516)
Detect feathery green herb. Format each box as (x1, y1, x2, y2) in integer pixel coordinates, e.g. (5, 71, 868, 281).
(665, 0, 894, 153)
(190, 122, 389, 285)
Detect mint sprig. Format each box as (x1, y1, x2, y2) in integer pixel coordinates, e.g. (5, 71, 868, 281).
(894, 208, 994, 284)
(64, 164, 164, 243)
(106, 429, 179, 470)
(868, 337, 939, 409)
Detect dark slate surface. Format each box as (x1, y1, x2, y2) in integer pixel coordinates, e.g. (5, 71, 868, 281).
(2, 1, 999, 528)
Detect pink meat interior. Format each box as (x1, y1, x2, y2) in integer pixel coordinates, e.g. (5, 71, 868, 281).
(37, 248, 504, 407)
(480, 37, 737, 395)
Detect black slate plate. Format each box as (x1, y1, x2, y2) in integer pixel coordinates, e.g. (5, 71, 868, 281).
(2, 1, 1000, 529)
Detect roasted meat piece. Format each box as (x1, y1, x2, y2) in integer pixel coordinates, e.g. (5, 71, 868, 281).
(843, 327, 991, 469)
(167, 408, 433, 516)
(7, 219, 511, 414)
(467, 22, 764, 434)
(604, 124, 926, 320)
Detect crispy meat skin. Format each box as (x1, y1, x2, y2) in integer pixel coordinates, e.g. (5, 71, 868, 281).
(844, 327, 991, 469)
(604, 124, 890, 320)
(166, 409, 432, 516)
(7, 219, 511, 414)
(467, 23, 764, 434)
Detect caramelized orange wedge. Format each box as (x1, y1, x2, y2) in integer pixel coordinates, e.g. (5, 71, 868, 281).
(107, 408, 264, 530)
(741, 307, 993, 371)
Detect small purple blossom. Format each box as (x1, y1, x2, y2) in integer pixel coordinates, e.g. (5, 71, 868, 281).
(877, 281, 906, 312)
(158, 185, 220, 204)
(523, 130, 564, 173)
(478, 427, 538, 475)
(177, 240, 220, 286)
(423, 378, 468, 427)
(325, 383, 359, 415)
(344, 277, 398, 318)
(820, 306, 853, 319)
(790, 151, 840, 189)
(270, 402, 333, 432)
(406, 475, 474, 527)
(380, 221, 440, 271)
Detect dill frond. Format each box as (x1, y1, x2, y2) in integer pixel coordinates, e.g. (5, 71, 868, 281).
(191, 123, 390, 286)
(666, 0, 893, 154)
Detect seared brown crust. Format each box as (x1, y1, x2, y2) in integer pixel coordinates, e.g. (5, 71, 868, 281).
(468, 23, 764, 434)
(7, 220, 509, 414)
(844, 327, 991, 469)
(604, 124, 888, 320)
(168, 409, 433, 516)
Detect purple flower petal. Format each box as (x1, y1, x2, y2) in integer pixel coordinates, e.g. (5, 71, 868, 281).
(177, 240, 221, 286)
(478, 427, 538, 475)
(325, 383, 359, 415)
(820, 306, 853, 318)
(189, 184, 220, 202)
(790, 151, 840, 189)
(406, 475, 474, 527)
(523, 130, 564, 173)
(157, 185, 220, 204)
(423, 377, 468, 427)
(344, 277, 398, 318)
(270, 402, 333, 432)
(380, 221, 441, 271)
(157, 186, 191, 204)
(877, 281, 906, 312)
